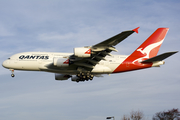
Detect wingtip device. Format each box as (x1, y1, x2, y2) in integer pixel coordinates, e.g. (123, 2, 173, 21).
(133, 27, 140, 33)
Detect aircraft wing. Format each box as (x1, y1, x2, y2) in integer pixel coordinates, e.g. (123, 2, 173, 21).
(93, 27, 140, 48)
(71, 27, 140, 71)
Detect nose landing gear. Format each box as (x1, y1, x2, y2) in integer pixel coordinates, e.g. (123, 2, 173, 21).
(10, 69, 15, 77)
(11, 74, 15, 77)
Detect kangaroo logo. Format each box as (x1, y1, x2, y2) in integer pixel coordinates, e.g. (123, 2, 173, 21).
(137, 48, 147, 56)
(132, 39, 164, 64)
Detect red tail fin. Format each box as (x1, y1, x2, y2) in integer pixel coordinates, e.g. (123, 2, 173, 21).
(130, 28, 169, 59)
(113, 28, 169, 73)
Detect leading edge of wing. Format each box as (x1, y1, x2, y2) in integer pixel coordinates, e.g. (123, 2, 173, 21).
(92, 27, 140, 48)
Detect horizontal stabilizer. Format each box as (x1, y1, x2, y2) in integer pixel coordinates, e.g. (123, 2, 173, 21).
(141, 51, 178, 63)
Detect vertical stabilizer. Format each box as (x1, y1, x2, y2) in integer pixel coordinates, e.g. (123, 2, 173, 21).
(130, 28, 169, 59)
(113, 28, 169, 73)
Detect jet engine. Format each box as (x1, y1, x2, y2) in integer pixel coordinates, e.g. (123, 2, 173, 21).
(55, 73, 71, 80)
(53, 57, 69, 67)
(74, 47, 91, 57)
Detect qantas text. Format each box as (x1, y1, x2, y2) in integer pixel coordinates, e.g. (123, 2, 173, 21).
(19, 55, 49, 60)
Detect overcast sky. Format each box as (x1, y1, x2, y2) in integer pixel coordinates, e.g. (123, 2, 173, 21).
(0, 0, 180, 120)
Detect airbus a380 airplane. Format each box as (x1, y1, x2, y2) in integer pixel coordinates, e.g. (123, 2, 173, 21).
(2, 27, 178, 82)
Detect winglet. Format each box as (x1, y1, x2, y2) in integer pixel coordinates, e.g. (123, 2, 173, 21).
(133, 27, 140, 33)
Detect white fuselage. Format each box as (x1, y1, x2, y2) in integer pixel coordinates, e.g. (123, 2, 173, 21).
(2, 28, 174, 82)
(2, 52, 128, 75)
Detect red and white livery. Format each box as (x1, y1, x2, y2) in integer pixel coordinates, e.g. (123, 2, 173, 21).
(2, 27, 178, 82)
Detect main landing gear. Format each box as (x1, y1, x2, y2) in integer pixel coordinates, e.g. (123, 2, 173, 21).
(10, 69, 15, 77)
(76, 72, 94, 82)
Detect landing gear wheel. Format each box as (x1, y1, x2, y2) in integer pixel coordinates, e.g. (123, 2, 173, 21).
(11, 74, 15, 77)
(75, 72, 93, 82)
(82, 75, 86, 79)
(77, 73, 81, 77)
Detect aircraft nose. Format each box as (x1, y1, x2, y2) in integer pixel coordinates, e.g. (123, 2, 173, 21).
(2, 60, 9, 68)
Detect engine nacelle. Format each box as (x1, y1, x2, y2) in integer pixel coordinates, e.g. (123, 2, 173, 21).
(55, 73, 71, 80)
(74, 47, 91, 57)
(53, 57, 69, 67)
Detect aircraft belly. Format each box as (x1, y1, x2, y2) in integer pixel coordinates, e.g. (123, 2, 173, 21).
(91, 64, 112, 73)
(89, 56, 126, 74)
(95, 56, 126, 74)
